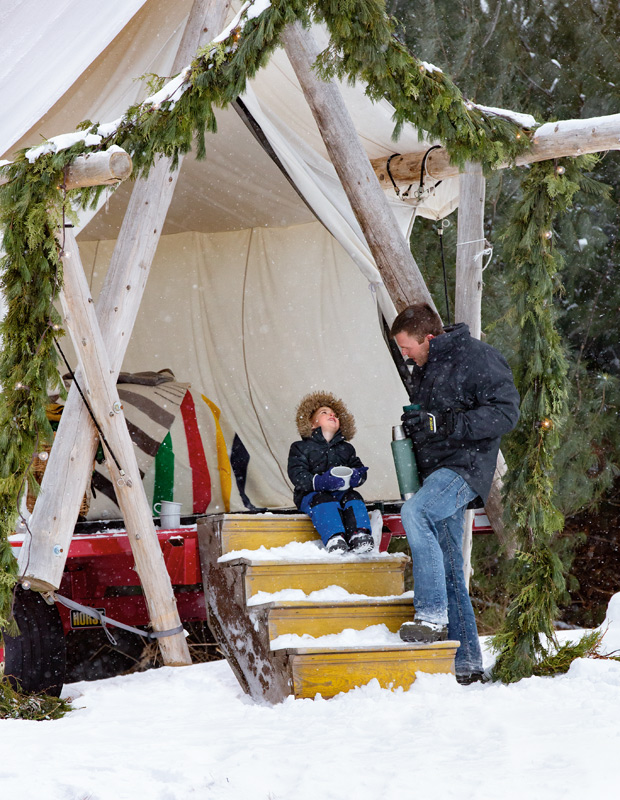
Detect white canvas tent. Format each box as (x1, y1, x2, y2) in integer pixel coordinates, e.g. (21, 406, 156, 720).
(1, 0, 461, 514)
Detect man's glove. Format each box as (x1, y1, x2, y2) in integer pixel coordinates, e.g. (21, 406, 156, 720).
(313, 470, 346, 491)
(349, 466, 368, 488)
(401, 407, 455, 438)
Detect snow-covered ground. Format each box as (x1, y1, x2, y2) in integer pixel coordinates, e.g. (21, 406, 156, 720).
(1, 596, 620, 800)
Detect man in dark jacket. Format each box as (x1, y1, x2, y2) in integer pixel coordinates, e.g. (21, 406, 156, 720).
(391, 303, 520, 684)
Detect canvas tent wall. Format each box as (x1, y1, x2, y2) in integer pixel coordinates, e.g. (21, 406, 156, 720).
(1, 0, 461, 514)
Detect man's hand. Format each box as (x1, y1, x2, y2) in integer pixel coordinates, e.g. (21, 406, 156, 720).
(401, 408, 455, 437)
(313, 470, 346, 491)
(349, 466, 368, 488)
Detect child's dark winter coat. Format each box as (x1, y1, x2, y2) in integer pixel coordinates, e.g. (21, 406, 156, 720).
(287, 391, 367, 508)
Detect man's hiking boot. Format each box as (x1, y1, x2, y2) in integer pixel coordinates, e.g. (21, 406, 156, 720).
(325, 534, 348, 554)
(348, 530, 374, 554)
(398, 619, 448, 643)
(456, 671, 485, 686)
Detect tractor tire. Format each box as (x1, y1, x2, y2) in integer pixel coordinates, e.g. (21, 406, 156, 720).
(3, 586, 67, 697)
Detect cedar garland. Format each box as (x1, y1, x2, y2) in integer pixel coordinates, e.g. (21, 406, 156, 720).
(491, 156, 608, 682)
(0, 0, 590, 684)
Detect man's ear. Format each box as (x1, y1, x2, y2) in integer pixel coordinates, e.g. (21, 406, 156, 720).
(426, 334, 435, 342)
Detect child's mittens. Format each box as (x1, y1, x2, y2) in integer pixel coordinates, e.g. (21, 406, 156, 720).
(349, 466, 368, 488)
(313, 470, 346, 491)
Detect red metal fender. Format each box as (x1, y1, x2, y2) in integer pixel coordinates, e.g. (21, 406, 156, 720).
(9, 526, 206, 636)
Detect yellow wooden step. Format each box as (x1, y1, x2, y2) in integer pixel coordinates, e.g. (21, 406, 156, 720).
(288, 641, 458, 698)
(220, 514, 318, 554)
(264, 598, 414, 639)
(225, 556, 408, 599)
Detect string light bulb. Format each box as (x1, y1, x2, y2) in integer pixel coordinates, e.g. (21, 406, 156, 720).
(465, 101, 474, 110)
(38, 451, 49, 462)
(543, 230, 553, 240)
(555, 165, 565, 175)
(540, 417, 553, 431)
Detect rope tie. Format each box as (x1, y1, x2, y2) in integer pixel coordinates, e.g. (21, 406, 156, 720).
(55, 339, 127, 484)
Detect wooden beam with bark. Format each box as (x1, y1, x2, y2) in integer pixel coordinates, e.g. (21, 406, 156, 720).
(59, 230, 191, 665)
(371, 113, 620, 188)
(0, 148, 132, 189)
(281, 21, 433, 314)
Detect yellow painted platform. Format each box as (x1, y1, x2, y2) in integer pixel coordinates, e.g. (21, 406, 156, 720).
(234, 557, 408, 599)
(289, 642, 458, 698)
(220, 514, 318, 554)
(200, 514, 458, 702)
(265, 598, 414, 639)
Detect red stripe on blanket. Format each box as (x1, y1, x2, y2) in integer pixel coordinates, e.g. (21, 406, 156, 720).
(181, 391, 211, 513)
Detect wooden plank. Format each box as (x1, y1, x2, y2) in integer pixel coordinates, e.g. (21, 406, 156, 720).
(197, 516, 293, 703)
(281, 21, 434, 314)
(290, 645, 457, 698)
(371, 112, 620, 186)
(242, 559, 408, 599)
(222, 524, 319, 553)
(267, 600, 414, 639)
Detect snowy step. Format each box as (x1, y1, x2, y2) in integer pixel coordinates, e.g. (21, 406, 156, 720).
(218, 513, 318, 554)
(261, 598, 415, 639)
(199, 514, 455, 704)
(222, 555, 408, 599)
(287, 641, 458, 699)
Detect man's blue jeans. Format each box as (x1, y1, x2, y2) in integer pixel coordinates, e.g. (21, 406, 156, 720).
(401, 468, 483, 676)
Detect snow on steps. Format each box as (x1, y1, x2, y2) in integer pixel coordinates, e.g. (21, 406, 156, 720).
(197, 514, 458, 702)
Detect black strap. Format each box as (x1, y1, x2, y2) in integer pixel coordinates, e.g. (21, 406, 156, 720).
(52, 593, 184, 646)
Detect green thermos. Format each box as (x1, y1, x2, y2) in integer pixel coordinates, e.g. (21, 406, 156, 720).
(391, 404, 421, 500)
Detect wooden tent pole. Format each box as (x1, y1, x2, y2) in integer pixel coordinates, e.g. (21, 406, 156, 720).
(18, 0, 232, 665)
(281, 21, 433, 314)
(454, 163, 516, 558)
(58, 230, 190, 664)
(455, 163, 484, 584)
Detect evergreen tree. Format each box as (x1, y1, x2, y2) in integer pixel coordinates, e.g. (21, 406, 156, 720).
(391, 0, 620, 516)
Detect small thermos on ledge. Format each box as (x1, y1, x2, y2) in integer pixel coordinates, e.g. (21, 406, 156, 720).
(391, 404, 421, 500)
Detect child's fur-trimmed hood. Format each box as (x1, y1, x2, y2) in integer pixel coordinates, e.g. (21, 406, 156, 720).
(295, 391, 356, 441)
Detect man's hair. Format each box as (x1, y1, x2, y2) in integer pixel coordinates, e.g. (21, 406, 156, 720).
(390, 303, 443, 340)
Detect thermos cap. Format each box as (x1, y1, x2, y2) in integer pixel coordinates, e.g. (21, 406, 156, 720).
(392, 425, 407, 441)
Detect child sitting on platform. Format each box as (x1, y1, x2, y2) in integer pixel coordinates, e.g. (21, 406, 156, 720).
(287, 391, 373, 555)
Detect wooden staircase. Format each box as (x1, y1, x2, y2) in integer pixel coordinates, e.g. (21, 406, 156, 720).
(197, 514, 458, 702)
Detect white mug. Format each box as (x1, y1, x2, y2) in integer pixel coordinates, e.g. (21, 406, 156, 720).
(330, 466, 353, 490)
(154, 500, 182, 528)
